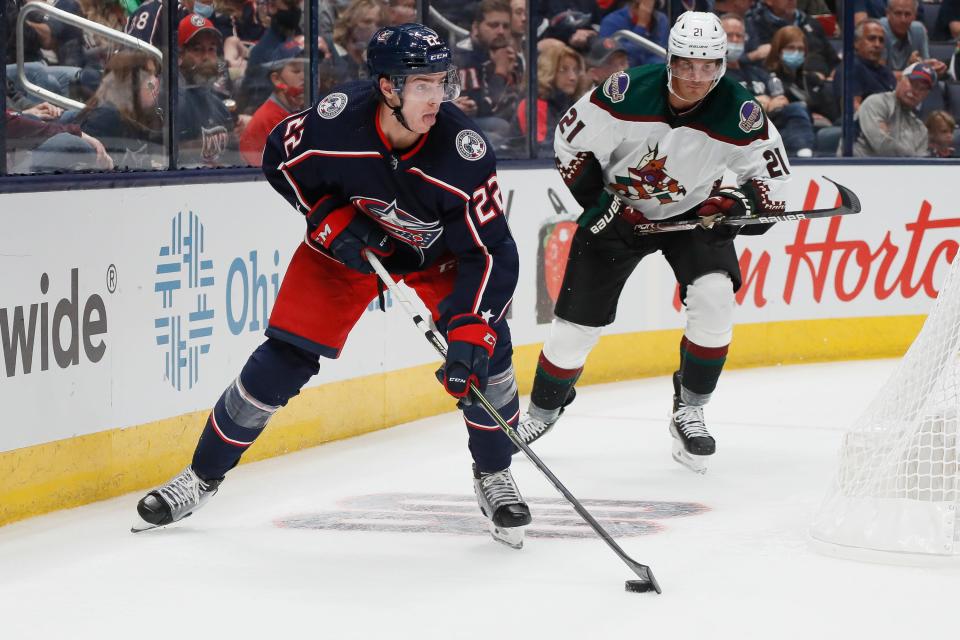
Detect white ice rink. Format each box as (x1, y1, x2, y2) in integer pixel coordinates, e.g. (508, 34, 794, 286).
(2, 360, 958, 640)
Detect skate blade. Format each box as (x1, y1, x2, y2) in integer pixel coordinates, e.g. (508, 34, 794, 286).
(489, 523, 525, 550)
(131, 520, 162, 533)
(671, 442, 708, 475)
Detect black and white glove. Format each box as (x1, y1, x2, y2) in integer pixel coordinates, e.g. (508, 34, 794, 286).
(694, 187, 754, 247)
(439, 313, 497, 406)
(308, 202, 394, 274)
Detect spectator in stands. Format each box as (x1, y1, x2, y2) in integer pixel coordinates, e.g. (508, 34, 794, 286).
(213, 0, 267, 83)
(241, 0, 303, 113)
(833, 18, 896, 113)
(745, 0, 839, 76)
(509, 0, 527, 51)
(722, 13, 788, 113)
(583, 36, 629, 89)
(881, 0, 947, 76)
(925, 109, 957, 157)
(453, 0, 524, 145)
(714, 0, 754, 19)
(598, 0, 669, 67)
(321, 0, 386, 87)
(239, 39, 305, 166)
(854, 0, 887, 25)
(6, 104, 113, 170)
(512, 43, 584, 153)
(386, 0, 416, 26)
(178, 14, 239, 166)
(74, 51, 164, 169)
(514, 45, 584, 157)
(766, 25, 837, 128)
(5, 0, 84, 106)
(850, 61, 935, 157)
(536, 1, 602, 52)
(760, 25, 815, 155)
(932, 0, 960, 41)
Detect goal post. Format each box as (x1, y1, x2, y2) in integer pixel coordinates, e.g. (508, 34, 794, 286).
(810, 255, 960, 557)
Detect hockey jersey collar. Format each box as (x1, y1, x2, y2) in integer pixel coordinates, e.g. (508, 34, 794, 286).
(374, 103, 431, 161)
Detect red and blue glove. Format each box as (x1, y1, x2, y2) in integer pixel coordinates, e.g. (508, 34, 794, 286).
(308, 202, 394, 274)
(440, 314, 497, 405)
(694, 187, 754, 247)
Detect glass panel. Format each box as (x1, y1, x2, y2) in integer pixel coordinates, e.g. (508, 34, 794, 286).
(430, 0, 530, 158)
(5, 0, 168, 174)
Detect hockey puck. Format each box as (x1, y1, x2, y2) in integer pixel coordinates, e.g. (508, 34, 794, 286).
(624, 579, 656, 593)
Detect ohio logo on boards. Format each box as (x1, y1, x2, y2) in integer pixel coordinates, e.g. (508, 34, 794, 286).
(154, 211, 216, 391)
(1, 269, 109, 378)
(153, 211, 282, 392)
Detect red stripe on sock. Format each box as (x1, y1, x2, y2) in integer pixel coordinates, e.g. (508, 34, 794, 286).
(537, 353, 581, 380)
(680, 336, 729, 360)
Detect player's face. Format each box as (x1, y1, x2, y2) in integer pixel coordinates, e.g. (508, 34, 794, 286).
(670, 57, 721, 103)
(400, 72, 447, 132)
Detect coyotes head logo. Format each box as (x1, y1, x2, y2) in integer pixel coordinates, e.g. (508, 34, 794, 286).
(610, 144, 686, 205)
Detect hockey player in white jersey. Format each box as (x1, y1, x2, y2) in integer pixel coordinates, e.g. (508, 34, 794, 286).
(517, 12, 792, 473)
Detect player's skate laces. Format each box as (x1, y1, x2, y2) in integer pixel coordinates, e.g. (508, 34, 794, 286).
(472, 464, 531, 549)
(669, 403, 716, 474)
(132, 466, 221, 532)
(671, 404, 715, 454)
(515, 413, 555, 446)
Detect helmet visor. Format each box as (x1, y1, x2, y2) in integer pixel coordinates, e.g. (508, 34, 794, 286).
(669, 56, 723, 83)
(393, 66, 460, 103)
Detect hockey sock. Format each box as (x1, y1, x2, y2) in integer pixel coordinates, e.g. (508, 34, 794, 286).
(529, 352, 581, 421)
(463, 366, 520, 472)
(192, 339, 320, 480)
(678, 335, 728, 403)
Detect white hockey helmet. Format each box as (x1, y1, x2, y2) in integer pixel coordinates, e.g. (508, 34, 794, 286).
(666, 11, 727, 97)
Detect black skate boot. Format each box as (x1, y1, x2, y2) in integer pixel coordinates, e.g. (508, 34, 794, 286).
(669, 371, 716, 474)
(472, 464, 531, 549)
(513, 388, 577, 451)
(132, 466, 222, 533)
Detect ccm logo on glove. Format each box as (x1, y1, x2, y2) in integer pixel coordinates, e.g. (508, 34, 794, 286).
(441, 313, 497, 404)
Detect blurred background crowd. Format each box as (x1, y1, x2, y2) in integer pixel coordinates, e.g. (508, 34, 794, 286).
(4, 0, 960, 174)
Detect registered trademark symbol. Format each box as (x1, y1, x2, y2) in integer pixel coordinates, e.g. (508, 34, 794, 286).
(106, 264, 117, 293)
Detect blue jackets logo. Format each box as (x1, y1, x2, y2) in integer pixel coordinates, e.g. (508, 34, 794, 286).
(352, 197, 442, 249)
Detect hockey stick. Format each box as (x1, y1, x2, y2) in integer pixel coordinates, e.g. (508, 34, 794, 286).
(363, 250, 661, 595)
(632, 177, 861, 235)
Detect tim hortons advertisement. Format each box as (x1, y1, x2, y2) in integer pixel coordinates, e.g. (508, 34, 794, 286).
(511, 166, 958, 332)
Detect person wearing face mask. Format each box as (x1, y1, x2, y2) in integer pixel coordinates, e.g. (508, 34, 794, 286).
(766, 27, 840, 127)
(239, 38, 305, 165)
(849, 61, 935, 157)
(744, 0, 838, 77)
(240, 0, 304, 113)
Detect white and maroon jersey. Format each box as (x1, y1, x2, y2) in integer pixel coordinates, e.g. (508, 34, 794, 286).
(554, 65, 792, 226)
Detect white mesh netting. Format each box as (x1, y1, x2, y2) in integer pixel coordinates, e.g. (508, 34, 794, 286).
(810, 255, 960, 557)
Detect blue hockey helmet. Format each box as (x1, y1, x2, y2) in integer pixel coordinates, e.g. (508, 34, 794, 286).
(366, 23, 460, 102)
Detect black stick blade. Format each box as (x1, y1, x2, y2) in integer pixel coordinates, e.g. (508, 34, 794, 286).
(822, 176, 862, 213)
(625, 579, 658, 593)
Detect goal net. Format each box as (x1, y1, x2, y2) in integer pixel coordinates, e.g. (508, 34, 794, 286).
(810, 255, 960, 557)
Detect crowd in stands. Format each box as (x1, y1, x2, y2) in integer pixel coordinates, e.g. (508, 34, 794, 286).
(4, 0, 960, 174)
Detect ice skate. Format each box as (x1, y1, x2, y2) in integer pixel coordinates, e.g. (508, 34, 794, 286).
(472, 464, 531, 549)
(515, 413, 556, 447)
(669, 372, 716, 474)
(513, 388, 576, 451)
(131, 466, 221, 533)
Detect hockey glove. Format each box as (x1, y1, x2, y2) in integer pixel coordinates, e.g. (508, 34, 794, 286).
(440, 314, 497, 406)
(694, 187, 754, 247)
(309, 203, 394, 274)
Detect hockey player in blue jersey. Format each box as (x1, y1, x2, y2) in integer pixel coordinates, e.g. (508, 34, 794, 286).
(133, 23, 531, 549)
